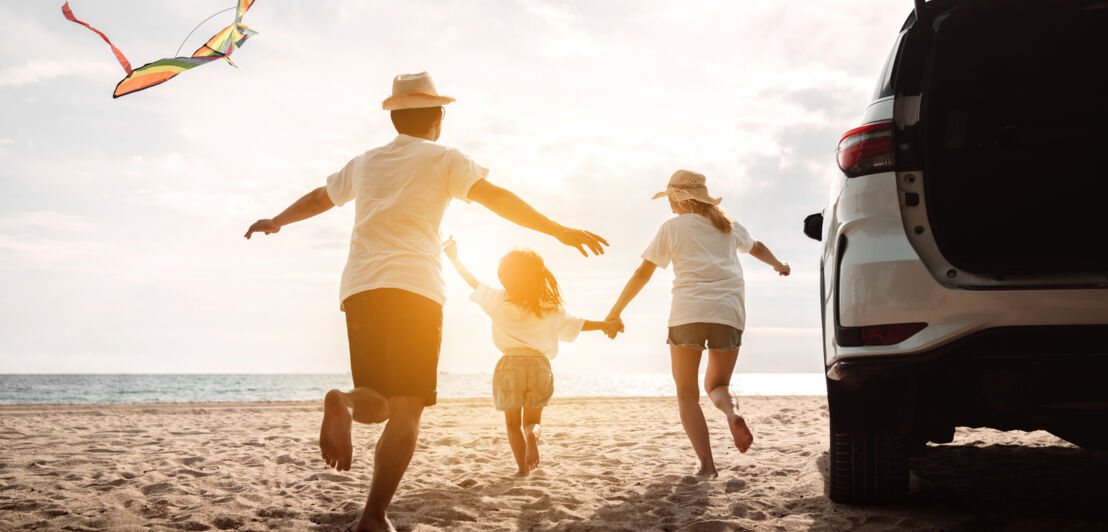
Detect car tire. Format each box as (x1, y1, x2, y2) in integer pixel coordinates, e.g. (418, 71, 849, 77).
(828, 403, 910, 503)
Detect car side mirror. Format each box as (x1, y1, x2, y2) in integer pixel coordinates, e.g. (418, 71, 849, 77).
(803, 212, 823, 241)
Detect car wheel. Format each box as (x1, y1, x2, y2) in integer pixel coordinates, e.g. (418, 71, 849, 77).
(828, 388, 910, 503)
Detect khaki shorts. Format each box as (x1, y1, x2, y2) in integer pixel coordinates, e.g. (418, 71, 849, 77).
(492, 352, 554, 411)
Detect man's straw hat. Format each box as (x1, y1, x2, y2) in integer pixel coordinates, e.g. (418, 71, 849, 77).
(381, 72, 455, 111)
(652, 170, 722, 205)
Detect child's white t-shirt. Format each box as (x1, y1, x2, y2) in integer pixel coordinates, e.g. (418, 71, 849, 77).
(469, 283, 585, 360)
(641, 214, 755, 330)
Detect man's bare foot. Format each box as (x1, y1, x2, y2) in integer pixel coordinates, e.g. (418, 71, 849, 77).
(694, 464, 719, 479)
(730, 415, 754, 453)
(524, 424, 541, 471)
(356, 513, 396, 532)
(320, 389, 353, 471)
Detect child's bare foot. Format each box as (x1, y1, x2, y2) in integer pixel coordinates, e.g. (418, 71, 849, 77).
(320, 389, 353, 471)
(730, 415, 754, 453)
(524, 424, 541, 471)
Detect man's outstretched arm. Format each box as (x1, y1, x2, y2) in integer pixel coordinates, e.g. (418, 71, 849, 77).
(466, 179, 608, 256)
(244, 186, 335, 239)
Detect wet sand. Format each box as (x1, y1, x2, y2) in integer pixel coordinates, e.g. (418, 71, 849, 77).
(1, 397, 1105, 531)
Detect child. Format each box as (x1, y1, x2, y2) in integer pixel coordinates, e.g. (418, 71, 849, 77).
(605, 170, 790, 479)
(444, 237, 621, 476)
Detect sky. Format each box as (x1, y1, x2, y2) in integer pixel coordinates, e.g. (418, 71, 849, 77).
(0, 0, 909, 375)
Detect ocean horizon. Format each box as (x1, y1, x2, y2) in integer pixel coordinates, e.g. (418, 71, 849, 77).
(0, 373, 826, 405)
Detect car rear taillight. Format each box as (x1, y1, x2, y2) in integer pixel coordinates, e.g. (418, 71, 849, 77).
(859, 322, 926, 346)
(836, 121, 895, 177)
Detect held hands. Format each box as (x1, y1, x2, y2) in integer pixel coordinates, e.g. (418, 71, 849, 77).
(600, 318, 624, 339)
(775, 262, 791, 277)
(602, 313, 625, 340)
(556, 227, 609, 257)
(244, 218, 281, 239)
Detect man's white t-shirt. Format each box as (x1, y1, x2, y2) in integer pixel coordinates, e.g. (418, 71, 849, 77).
(326, 134, 489, 308)
(641, 214, 756, 330)
(469, 283, 585, 360)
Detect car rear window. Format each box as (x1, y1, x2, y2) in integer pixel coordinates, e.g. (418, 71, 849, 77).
(871, 30, 906, 101)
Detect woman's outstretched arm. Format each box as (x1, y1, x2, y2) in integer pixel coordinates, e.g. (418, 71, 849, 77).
(749, 241, 790, 276)
(605, 259, 658, 327)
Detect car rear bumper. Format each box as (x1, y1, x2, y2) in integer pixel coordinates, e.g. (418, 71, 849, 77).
(827, 325, 1108, 434)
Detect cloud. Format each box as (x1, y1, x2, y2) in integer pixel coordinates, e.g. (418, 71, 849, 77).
(0, 0, 909, 373)
(0, 211, 91, 232)
(0, 59, 116, 87)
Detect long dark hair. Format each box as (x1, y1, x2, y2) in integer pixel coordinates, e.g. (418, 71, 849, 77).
(497, 249, 562, 317)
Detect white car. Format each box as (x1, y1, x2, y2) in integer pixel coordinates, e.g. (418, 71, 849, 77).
(805, 0, 1108, 503)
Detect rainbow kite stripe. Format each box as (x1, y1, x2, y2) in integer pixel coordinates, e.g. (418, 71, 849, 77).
(62, 0, 257, 98)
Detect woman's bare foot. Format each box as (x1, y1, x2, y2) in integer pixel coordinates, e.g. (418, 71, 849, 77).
(513, 467, 530, 478)
(694, 463, 719, 479)
(730, 415, 754, 453)
(356, 513, 396, 532)
(524, 424, 541, 471)
(320, 389, 353, 471)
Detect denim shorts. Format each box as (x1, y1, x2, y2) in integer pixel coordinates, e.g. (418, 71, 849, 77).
(492, 350, 554, 411)
(667, 322, 743, 350)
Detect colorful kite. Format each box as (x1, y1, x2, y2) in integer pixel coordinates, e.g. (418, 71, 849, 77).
(62, 0, 257, 98)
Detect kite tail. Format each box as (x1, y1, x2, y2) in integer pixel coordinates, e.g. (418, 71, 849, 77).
(61, 2, 133, 75)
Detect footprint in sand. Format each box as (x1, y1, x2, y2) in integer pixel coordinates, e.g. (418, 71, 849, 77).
(305, 472, 355, 483)
(174, 468, 211, 478)
(256, 507, 298, 519)
(521, 494, 551, 510)
(725, 479, 747, 493)
(275, 454, 303, 466)
(211, 516, 244, 530)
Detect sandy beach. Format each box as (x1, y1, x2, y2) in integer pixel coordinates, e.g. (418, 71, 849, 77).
(2, 396, 1106, 531)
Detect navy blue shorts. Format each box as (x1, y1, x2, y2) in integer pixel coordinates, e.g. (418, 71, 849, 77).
(667, 322, 743, 351)
(343, 288, 442, 406)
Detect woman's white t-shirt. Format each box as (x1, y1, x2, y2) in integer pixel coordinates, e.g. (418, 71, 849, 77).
(641, 214, 755, 330)
(469, 283, 585, 360)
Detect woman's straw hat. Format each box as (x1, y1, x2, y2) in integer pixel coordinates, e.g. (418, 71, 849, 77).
(652, 170, 722, 205)
(381, 72, 456, 111)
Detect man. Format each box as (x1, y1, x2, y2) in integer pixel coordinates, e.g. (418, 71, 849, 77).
(243, 72, 607, 532)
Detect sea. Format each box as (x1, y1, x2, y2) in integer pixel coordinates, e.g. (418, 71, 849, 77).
(0, 373, 826, 405)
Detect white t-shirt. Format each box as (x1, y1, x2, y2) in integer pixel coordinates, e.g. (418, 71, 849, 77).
(641, 214, 756, 329)
(469, 283, 585, 360)
(326, 134, 489, 307)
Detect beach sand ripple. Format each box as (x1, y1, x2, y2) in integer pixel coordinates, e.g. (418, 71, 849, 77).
(1, 397, 1106, 531)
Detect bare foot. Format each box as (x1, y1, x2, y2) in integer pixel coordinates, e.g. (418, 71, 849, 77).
(320, 389, 353, 471)
(730, 415, 754, 453)
(524, 424, 541, 471)
(356, 513, 396, 532)
(513, 467, 530, 478)
(694, 464, 719, 479)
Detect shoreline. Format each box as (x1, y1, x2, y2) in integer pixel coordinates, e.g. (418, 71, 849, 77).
(0, 395, 827, 410)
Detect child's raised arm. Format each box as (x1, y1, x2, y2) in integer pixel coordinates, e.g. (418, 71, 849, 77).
(442, 237, 480, 289)
(582, 319, 623, 339)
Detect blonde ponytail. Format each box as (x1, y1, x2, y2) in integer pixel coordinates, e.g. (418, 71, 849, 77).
(685, 199, 733, 233)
